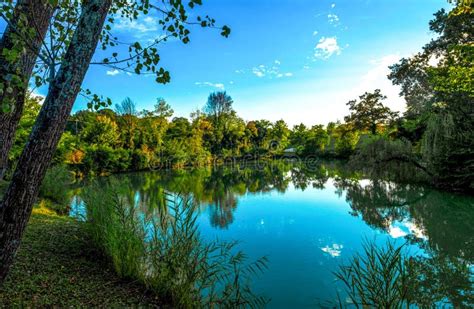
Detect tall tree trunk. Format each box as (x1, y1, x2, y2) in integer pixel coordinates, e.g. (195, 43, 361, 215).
(0, 0, 54, 180)
(0, 0, 112, 283)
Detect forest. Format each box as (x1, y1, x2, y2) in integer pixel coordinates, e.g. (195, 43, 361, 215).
(0, 0, 472, 307)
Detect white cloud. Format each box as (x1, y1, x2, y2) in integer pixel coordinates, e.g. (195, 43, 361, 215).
(195, 81, 225, 90)
(252, 67, 265, 78)
(253, 61, 293, 79)
(116, 16, 158, 33)
(321, 243, 343, 257)
(314, 36, 341, 59)
(312, 30, 319, 36)
(114, 16, 161, 42)
(388, 226, 407, 238)
(106, 69, 120, 76)
(331, 3, 336, 8)
(389, 220, 427, 240)
(235, 53, 406, 127)
(328, 14, 340, 25)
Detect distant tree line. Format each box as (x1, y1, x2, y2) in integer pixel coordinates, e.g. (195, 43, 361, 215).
(8, 87, 400, 177)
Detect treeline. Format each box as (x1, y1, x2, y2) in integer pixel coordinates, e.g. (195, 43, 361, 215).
(7, 4, 473, 194)
(13, 89, 397, 177)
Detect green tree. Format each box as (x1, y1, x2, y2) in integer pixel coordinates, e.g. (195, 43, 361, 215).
(0, 0, 230, 282)
(115, 97, 138, 150)
(204, 91, 235, 154)
(81, 115, 120, 147)
(289, 123, 309, 154)
(344, 89, 398, 135)
(389, 3, 473, 190)
(154, 97, 174, 118)
(269, 119, 290, 153)
(303, 125, 329, 155)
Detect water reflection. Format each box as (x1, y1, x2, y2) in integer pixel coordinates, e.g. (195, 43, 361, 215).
(72, 161, 474, 306)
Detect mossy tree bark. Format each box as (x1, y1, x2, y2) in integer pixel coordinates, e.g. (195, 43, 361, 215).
(0, 0, 54, 180)
(0, 0, 112, 283)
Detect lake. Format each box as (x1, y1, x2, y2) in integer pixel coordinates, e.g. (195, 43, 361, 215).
(70, 160, 474, 307)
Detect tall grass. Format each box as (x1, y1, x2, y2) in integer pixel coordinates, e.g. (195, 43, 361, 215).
(82, 181, 268, 307)
(334, 240, 415, 308)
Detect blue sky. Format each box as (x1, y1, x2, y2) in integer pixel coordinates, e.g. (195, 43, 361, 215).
(48, 0, 449, 125)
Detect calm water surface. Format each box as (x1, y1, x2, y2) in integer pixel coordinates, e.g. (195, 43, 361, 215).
(70, 161, 474, 307)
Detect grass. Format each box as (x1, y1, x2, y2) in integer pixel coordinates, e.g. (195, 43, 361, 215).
(0, 206, 162, 307)
(334, 240, 413, 308)
(82, 181, 268, 307)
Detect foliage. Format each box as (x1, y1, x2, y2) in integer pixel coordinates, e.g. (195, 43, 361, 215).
(344, 89, 398, 135)
(0, 0, 231, 109)
(335, 238, 474, 308)
(5, 95, 42, 176)
(81, 145, 131, 175)
(39, 165, 72, 214)
(384, 4, 474, 191)
(82, 183, 268, 307)
(349, 135, 431, 183)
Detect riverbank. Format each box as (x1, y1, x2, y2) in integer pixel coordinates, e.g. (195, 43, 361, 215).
(0, 205, 161, 307)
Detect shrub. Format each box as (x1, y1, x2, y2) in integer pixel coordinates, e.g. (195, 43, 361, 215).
(82, 145, 132, 174)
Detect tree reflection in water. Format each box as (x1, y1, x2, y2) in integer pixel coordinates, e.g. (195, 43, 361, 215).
(77, 160, 473, 306)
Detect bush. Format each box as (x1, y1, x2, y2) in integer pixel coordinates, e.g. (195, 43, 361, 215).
(39, 165, 73, 214)
(82, 145, 132, 174)
(82, 182, 268, 307)
(334, 131, 359, 158)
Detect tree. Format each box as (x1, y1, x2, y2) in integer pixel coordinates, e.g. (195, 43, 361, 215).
(344, 89, 398, 135)
(388, 3, 473, 190)
(204, 91, 235, 154)
(269, 119, 290, 153)
(115, 97, 138, 149)
(0, 0, 112, 282)
(289, 123, 309, 154)
(303, 125, 329, 155)
(81, 115, 120, 147)
(422, 45, 474, 190)
(388, 7, 473, 119)
(204, 91, 234, 121)
(154, 97, 174, 118)
(0, 0, 230, 282)
(0, 1, 55, 180)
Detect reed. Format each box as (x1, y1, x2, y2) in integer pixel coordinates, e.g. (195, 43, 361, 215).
(82, 180, 268, 307)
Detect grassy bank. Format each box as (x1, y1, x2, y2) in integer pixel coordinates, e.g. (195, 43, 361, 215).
(0, 206, 161, 307)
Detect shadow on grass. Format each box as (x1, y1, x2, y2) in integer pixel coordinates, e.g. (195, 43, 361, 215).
(0, 209, 162, 307)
